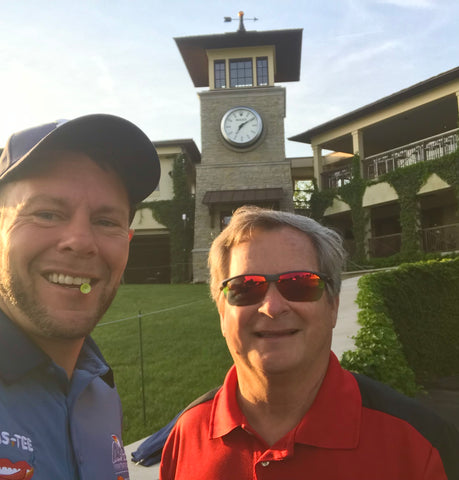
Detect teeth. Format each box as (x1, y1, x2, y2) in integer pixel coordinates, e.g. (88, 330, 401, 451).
(0, 467, 21, 474)
(48, 273, 91, 286)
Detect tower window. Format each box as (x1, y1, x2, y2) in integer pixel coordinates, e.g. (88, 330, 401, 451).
(214, 60, 226, 88)
(256, 57, 268, 86)
(229, 58, 253, 87)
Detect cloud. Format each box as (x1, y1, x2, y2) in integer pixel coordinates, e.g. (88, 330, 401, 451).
(375, 0, 435, 7)
(332, 40, 401, 73)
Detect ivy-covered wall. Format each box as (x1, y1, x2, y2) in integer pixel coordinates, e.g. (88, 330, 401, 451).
(310, 149, 459, 264)
(337, 155, 367, 262)
(141, 154, 195, 283)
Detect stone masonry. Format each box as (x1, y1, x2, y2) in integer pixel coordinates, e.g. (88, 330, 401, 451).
(193, 86, 294, 282)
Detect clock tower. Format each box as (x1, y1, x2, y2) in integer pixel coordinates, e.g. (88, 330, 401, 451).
(175, 14, 303, 281)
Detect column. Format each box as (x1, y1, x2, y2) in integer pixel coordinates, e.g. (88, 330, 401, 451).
(352, 130, 365, 177)
(312, 145, 323, 190)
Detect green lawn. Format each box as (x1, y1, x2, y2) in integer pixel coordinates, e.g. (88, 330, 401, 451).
(92, 284, 233, 445)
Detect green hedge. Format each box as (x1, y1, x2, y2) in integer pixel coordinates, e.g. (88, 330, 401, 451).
(341, 258, 459, 396)
(363, 251, 459, 270)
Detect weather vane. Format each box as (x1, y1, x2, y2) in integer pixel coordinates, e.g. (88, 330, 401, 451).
(224, 11, 258, 32)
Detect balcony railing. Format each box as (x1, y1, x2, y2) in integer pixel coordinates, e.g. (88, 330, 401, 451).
(368, 223, 459, 257)
(368, 233, 402, 258)
(365, 128, 458, 180)
(321, 166, 352, 189)
(320, 128, 458, 188)
(423, 223, 459, 253)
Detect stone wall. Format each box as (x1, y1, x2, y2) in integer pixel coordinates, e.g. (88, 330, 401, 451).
(192, 86, 294, 282)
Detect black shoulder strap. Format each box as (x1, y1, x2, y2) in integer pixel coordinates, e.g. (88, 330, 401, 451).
(131, 385, 221, 467)
(181, 385, 221, 415)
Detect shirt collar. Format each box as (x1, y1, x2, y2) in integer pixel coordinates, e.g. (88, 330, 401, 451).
(0, 309, 112, 387)
(0, 309, 49, 383)
(293, 352, 361, 448)
(210, 365, 245, 438)
(76, 336, 113, 387)
(210, 352, 361, 449)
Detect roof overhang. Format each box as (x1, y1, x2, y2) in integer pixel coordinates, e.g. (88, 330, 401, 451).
(153, 138, 201, 164)
(175, 29, 303, 87)
(202, 188, 283, 205)
(289, 65, 459, 147)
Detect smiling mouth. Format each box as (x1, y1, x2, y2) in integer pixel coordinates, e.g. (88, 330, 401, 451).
(47, 273, 92, 287)
(0, 459, 34, 480)
(255, 329, 299, 338)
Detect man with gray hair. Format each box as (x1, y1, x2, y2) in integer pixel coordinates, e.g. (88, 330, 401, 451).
(160, 205, 458, 479)
(0, 114, 160, 480)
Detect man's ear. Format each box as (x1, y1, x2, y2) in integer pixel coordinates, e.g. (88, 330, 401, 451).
(128, 229, 134, 242)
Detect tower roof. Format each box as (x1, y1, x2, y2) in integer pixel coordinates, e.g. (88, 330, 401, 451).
(175, 28, 303, 87)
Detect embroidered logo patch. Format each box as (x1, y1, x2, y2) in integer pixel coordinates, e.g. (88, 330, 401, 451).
(111, 435, 129, 480)
(0, 433, 33, 452)
(0, 459, 34, 479)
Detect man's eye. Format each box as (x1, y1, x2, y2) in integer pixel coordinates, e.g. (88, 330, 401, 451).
(34, 211, 58, 221)
(96, 218, 119, 227)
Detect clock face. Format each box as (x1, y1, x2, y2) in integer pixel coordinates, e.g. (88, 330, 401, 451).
(221, 107, 263, 147)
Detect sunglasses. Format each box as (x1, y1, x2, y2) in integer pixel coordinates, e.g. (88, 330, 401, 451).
(220, 270, 329, 306)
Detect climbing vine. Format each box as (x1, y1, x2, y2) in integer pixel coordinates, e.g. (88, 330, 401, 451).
(381, 150, 459, 258)
(310, 148, 459, 264)
(382, 164, 426, 257)
(142, 154, 195, 283)
(309, 178, 335, 219)
(338, 154, 367, 262)
(310, 154, 367, 262)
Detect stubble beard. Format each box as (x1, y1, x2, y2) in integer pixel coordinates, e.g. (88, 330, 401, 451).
(0, 269, 117, 340)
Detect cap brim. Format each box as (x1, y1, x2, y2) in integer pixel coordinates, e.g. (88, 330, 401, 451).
(6, 114, 160, 204)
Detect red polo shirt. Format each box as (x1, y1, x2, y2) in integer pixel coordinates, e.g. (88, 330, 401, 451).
(160, 353, 458, 479)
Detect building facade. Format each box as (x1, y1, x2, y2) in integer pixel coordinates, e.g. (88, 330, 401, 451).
(126, 139, 200, 283)
(290, 67, 459, 261)
(175, 17, 303, 281)
(127, 23, 459, 282)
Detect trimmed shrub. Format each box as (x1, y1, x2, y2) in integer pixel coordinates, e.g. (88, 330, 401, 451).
(341, 258, 459, 395)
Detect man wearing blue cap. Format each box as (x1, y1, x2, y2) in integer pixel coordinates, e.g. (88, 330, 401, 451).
(0, 115, 160, 480)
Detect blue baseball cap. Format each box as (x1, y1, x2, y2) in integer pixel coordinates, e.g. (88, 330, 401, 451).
(0, 114, 161, 204)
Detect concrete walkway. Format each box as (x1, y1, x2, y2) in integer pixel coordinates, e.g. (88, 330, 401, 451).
(125, 436, 160, 480)
(331, 274, 361, 358)
(123, 275, 362, 480)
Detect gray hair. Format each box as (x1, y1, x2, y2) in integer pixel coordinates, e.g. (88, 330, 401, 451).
(208, 206, 346, 303)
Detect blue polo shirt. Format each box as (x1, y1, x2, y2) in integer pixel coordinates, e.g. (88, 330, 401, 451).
(0, 310, 129, 480)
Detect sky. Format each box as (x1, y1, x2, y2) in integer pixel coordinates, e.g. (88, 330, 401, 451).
(1, 0, 458, 157)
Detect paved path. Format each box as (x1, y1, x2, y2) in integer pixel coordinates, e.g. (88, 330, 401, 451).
(124, 275, 362, 479)
(331, 275, 360, 358)
(125, 437, 160, 480)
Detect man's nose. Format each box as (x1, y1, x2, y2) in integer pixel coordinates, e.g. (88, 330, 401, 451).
(56, 215, 98, 256)
(257, 283, 289, 318)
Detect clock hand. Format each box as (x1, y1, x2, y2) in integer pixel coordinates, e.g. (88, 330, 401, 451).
(237, 120, 249, 132)
(237, 116, 256, 132)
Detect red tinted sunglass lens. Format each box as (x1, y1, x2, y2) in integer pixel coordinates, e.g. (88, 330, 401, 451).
(225, 275, 268, 306)
(277, 272, 325, 302)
